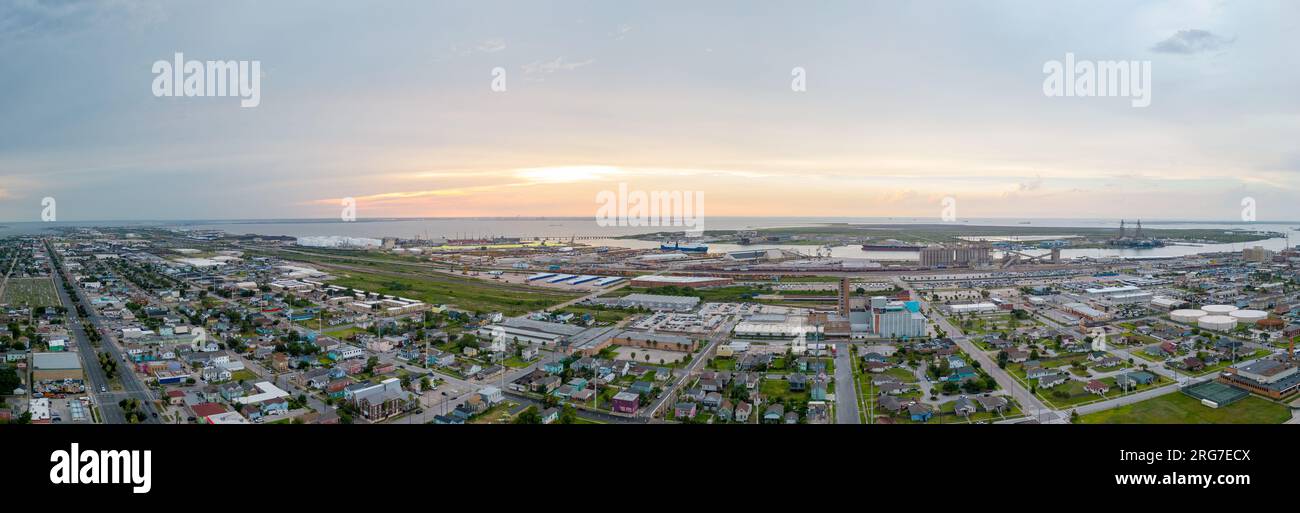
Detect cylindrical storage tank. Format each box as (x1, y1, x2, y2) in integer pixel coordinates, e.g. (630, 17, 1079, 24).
(1198, 315, 1237, 331)
(1170, 309, 1207, 323)
(1201, 304, 1238, 315)
(1229, 309, 1268, 322)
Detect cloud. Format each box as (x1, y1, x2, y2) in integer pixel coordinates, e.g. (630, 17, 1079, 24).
(522, 57, 595, 76)
(476, 38, 506, 53)
(610, 24, 632, 40)
(1151, 29, 1235, 55)
(0, 0, 164, 43)
(1017, 175, 1043, 192)
(437, 37, 507, 61)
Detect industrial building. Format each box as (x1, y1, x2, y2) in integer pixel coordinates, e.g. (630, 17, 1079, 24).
(733, 314, 823, 340)
(569, 329, 699, 357)
(1061, 302, 1110, 321)
(946, 302, 998, 314)
(867, 296, 927, 338)
(477, 317, 589, 347)
(725, 249, 781, 261)
(837, 277, 851, 316)
(1084, 285, 1142, 296)
(629, 275, 733, 288)
(919, 243, 992, 268)
(1220, 358, 1300, 399)
(1106, 291, 1153, 304)
(32, 352, 83, 382)
(613, 293, 701, 312)
(1150, 296, 1186, 310)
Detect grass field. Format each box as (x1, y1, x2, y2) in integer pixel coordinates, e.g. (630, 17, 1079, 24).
(2, 277, 60, 307)
(324, 326, 366, 340)
(614, 285, 784, 303)
(327, 269, 581, 316)
(760, 377, 810, 404)
(1078, 392, 1291, 424)
(230, 369, 260, 382)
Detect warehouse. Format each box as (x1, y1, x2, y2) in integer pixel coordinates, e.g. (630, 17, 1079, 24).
(32, 352, 84, 382)
(477, 317, 589, 347)
(733, 314, 823, 340)
(945, 302, 998, 314)
(1084, 285, 1141, 296)
(1150, 296, 1186, 310)
(1061, 302, 1110, 321)
(615, 293, 700, 312)
(1106, 291, 1153, 304)
(629, 275, 732, 289)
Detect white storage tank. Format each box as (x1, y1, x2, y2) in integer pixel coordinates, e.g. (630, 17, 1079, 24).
(1229, 309, 1268, 322)
(1197, 315, 1237, 331)
(1201, 304, 1238, 315)
(1170, 309, 1208, 323)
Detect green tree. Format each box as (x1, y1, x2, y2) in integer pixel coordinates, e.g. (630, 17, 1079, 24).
(514, 406, 542, 424)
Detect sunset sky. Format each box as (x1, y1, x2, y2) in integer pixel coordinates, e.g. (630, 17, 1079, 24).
(1, 0, 1298, 221)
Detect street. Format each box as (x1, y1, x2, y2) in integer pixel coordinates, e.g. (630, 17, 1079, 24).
(47, 241, 160, 424)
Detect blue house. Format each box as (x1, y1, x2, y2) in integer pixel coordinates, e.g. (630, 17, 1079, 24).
(261, 398, 289, 416)
(908, 404, 933, 422)
(543, 361, 565, 374)
(629, 381, 654, 396)
(809, 382, 827, 401)
(945, 366, 978, 382)
(567, 377, 588, 391)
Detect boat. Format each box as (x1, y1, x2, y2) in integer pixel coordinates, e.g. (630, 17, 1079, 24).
(861, 242, 923, 251)
(660, 241, 709, 253)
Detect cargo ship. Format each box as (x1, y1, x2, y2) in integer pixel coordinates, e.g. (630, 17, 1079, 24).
(660, 241, 709, 253)
(861, 242, 923, 251)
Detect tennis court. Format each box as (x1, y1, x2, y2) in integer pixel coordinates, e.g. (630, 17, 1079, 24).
(1181, 381, 1248, 407)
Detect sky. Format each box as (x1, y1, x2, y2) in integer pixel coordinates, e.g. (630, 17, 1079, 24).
(0, 0, 1298, 222)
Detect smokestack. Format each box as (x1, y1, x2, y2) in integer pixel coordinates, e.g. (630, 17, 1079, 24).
(838, 277, 851, 316)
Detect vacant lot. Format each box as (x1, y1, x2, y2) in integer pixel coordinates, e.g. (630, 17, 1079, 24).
(2, 277, 60, 307)
(1079, 392, 1290, 424)
(328, 269, 581, 316)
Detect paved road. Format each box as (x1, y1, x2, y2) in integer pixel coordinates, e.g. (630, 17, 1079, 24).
(47, 243, 160, 424)
(646, 318, 735, 419)
(897, 276, 1060, 423)
(833, 343, 859, 424)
